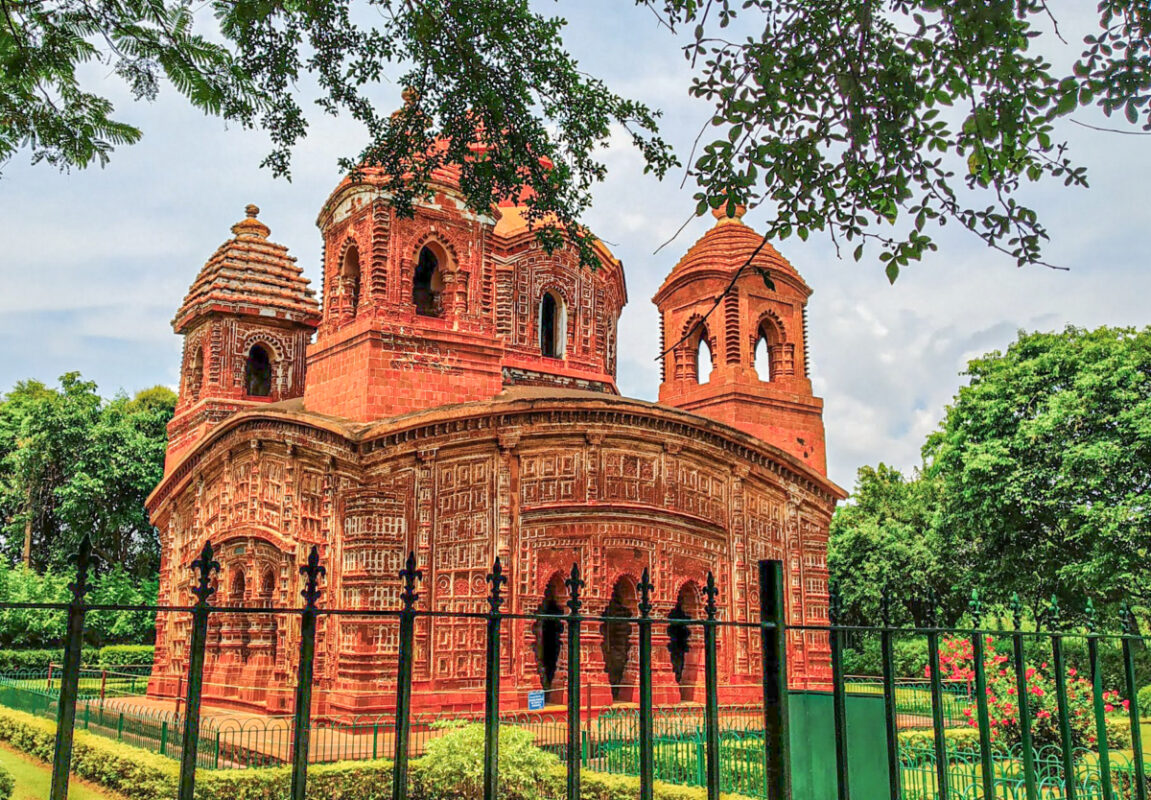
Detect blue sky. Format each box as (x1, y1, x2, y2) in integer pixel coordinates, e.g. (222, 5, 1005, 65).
(1, 1, 1148, 490)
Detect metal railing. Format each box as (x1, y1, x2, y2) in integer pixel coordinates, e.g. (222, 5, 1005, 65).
(11, 535, 1151, 800)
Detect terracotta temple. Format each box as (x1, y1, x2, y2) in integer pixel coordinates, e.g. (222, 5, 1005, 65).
(145, 162, 846, 717)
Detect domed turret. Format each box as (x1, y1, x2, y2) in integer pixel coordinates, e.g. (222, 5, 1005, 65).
(166, 205, 320, 469)
(653, 207, 827, 473)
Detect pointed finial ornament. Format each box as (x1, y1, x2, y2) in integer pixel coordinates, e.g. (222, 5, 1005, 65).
(300, 545, 325, 608)
(1085, 596, 1097, 633)
(486, 558, 508, 613)
(637, 567, 654, 618)
(245, 204, 259, 218)
(190, 541, 220, 605)
(703, 571, 719, 621)
(68, 534, 94, 604)
(1011, 593, 1024, 632)
(968, 588, 983, 628)
(399, 551, 422, 611)
(565, 563, 585, 614)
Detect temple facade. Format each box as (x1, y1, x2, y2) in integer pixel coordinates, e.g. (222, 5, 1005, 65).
(145, 165, 845, 717)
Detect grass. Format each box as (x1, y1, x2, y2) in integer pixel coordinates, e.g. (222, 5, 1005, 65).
(0, 741, 121, 800)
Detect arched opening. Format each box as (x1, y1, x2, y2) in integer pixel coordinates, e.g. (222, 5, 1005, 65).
(229, 568, 246, 605)
(667, 583, 702, 702)
(695, 333, 713, 383)
(532, 575, 566, 704)
(187, 347, 204, 401)
(539, 291, 566, 358)
(755, 317, 788, 381)
(413, 246, 444, 317)
(601, 576, 638, 703)
(244, 345, 272, 397)
(754, 335, 771, 381)
(340, 243, 361, 317)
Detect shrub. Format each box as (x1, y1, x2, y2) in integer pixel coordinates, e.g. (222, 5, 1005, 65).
(97, 645, 154, 667)
(0, 762, 12, 800)
(413, 723, 558, 800)
(1138, 684, 1151, 717)
(0, 704, 753, 800)
(929, 635, 1129, 751)
(0, 706, 176, 800)
(0, 648, 98, 674)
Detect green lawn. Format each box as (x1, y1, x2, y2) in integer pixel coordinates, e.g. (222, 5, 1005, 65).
(0, 742, 119, 800)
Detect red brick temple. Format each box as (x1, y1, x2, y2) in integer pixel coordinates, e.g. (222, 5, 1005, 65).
(145, 164, 846, 716)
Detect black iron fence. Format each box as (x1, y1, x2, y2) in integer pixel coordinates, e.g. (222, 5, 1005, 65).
(11, 535, 1151, 800)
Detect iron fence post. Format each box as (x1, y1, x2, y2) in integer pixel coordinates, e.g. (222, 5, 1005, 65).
(1048, 597, 1077, 800)
(1085, 599, 1115, 800)
(1121, 603, 1147, 800)
(638, 567, 655, 800)
(565, 563, 585, 800)
(703, 571, 721, 800)
(879, 588, 900, 800)
(1010, 594, 1038, 800)
(968, 590, 996, 800)
(759, 559, 791, 800)
(925, 589, 949, 800)
(49, 534, 93, 800)
(290, 546, 325, 800)
(391, 551, 422, 800)
(828, 582, 850, 800)
(178, 541, 219, 800)
(483, 558, 508, 800)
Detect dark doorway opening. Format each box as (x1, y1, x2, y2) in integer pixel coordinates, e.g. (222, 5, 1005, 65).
(667, 583, 701, 702)
(533, 577, 565, 703)
(601, 577, 637, 702)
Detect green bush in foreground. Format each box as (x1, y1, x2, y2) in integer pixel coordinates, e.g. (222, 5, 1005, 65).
(0, 761, 13, 800)
(0, 705, 751, 800)
(413, 723, 557, 800)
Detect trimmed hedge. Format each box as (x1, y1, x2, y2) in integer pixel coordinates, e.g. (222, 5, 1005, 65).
(96, 645, 154, 668)
(0, 648, 98, 674)
(0, 705, 751, 800)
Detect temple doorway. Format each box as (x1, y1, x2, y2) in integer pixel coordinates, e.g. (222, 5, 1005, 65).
(667, 582, 702, 702)
(601, 577, 637, 702)
(532, 575, 566, 704)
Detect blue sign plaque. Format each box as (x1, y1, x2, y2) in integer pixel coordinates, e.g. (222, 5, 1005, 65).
(527, 690, 545, 710)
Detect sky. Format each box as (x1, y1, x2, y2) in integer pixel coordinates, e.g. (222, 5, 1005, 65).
(1, 2, 1148, 491)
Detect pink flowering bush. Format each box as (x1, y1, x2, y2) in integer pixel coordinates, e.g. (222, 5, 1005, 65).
(925, 636, 1129, 752)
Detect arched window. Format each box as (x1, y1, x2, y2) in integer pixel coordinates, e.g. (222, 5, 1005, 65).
(539, 291, 566, 358)
(340, 243, 361, 316)
(244, 345, 272, 397)
(754, 335, 772, 381)
(695, 333, 713, 383)
(413, 246, 443, 317)
(229, 568, 246, 605)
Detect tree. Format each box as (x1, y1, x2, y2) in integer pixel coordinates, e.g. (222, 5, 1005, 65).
(828, 463, 952, 627)
(924, 326, 1151, 624)
(0, 375, 173, 575)
(5, 2, 1148, 274)
(1, 0, 675, 267)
